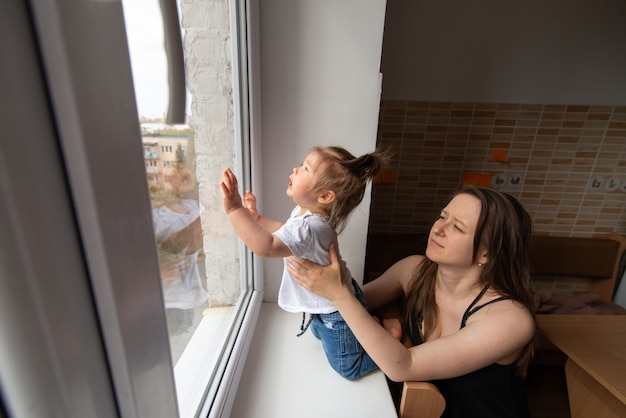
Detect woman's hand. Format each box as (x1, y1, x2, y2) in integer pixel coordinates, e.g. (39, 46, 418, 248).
(220, 168, 243, 214)
(287, 243, 350, 303)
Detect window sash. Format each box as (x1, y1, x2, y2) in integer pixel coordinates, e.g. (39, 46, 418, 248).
(0, 0, 261, 417)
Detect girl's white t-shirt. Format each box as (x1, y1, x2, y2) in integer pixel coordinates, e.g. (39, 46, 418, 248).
(273, 206, 353, 314)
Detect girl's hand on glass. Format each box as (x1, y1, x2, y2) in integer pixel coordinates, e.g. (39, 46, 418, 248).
(244, 190, 259, 221)
(220, 168, 243, 214)
(287, 243, 347, 303)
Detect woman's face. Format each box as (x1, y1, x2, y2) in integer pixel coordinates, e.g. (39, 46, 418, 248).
(426, 193, 481, 268)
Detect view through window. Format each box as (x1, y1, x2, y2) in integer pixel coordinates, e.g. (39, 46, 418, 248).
(123, 0, 254, 414)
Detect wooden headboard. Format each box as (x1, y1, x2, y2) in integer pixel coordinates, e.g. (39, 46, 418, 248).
(528, 233, 626, 302)
(364, 232, 626, 302)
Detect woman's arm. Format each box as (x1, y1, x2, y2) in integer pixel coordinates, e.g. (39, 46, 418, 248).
(392, 300, 535, 381)
(288, 245, 535, 382)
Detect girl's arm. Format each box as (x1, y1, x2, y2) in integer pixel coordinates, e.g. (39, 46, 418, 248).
(288, 245, 535, 382)
(243, 190, 284, 232)
(221, 169, 291, 258)
(257, 215, 284, 233)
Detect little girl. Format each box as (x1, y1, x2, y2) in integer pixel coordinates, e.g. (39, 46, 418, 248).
(221, 145, 390, 380)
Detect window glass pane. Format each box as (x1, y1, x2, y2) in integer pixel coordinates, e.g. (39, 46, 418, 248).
(144, 126, 206, 364)
(122, 0, 252, 414)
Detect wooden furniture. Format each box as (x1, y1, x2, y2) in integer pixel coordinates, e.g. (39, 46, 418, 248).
(365, 233, 626, 303)
(378, 302, 446, 418)
(537, 314, 626, 418)
(528, 232, 626, 303)
(399, 381, 446, 418)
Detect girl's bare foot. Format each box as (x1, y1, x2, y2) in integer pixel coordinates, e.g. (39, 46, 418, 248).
(383, 318, 403, 341)
(373, 316, 403, 341)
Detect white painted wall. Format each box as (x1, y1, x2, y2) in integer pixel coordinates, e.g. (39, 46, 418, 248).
(257, 0, 387, 301)
(381, 0, 626, 104)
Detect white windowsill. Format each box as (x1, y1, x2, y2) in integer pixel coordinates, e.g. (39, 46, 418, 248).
(174, 305, 236, 417)
(230, 302, 398, 418)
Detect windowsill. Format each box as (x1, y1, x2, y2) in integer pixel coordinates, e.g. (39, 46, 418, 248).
(230, 302, 397, 417)
(174, 305, 235, 417)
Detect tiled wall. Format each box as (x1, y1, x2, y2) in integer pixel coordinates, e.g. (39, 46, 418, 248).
(369, 100, 626, 238)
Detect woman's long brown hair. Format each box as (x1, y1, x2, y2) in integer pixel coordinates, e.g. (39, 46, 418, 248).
(403, 185, 537, 377)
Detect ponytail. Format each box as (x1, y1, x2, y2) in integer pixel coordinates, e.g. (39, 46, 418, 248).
(313, 145, 394, 232)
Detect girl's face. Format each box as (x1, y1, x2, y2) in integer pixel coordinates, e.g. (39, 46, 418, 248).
(286, 151, 326, 210)
(426, 193, 482, 268)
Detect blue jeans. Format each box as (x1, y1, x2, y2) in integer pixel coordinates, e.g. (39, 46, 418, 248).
(309, 279, 379, 380)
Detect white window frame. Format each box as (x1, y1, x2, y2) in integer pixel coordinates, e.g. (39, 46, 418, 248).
(178, 1, 265, 416)
(0, 0, 262, 417)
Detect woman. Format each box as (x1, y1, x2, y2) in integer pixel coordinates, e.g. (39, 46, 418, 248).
(287, 186, 537, 417)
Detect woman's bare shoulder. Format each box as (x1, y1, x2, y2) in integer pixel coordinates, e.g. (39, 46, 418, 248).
(467, 297, 536, 340)
(363, 254, 426, 310)
(365, 254, 425, 289)
(387, 254, 427, 289)
(386, 254, 425, 273)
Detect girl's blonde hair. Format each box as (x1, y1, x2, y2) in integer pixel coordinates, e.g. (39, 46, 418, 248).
(312, 145, 392, 233)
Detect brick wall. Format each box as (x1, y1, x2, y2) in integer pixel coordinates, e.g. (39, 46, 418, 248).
(182, 0, 240, 306)
(370, 100, 626, 238)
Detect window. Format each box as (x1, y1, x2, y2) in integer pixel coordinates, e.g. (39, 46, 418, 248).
(4, 1, 391, 416)
(2, 0, 259, 417)
(123, 0, 259, 416)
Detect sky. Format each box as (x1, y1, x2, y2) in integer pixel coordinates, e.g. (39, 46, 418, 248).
(122, 0, 189, 120)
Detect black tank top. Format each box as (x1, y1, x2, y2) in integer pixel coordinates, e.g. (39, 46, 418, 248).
(402, 286, 530, 418)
